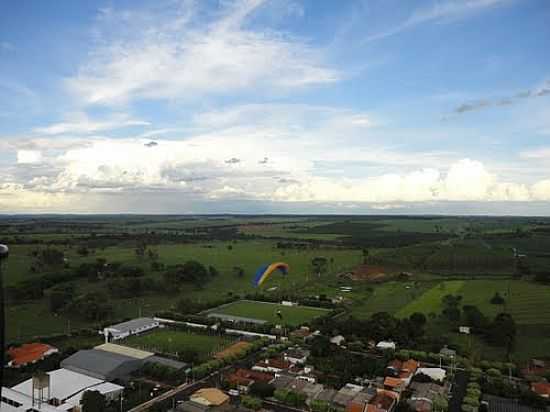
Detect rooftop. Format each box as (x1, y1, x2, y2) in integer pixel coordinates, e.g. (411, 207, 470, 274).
(95, 342, 154, 359)
(11, 368, 123, 405)
(105, 317, 157, 333)
(483, 395, 548, 412)
(1, 387, 59, 412)
(61, 349, 139, 379)
(191, 388, 230, 406)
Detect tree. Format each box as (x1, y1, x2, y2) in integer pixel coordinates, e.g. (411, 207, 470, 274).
(77, 245, 89, 257)
(433, 394, 449, 412)
(462, 305, 488, 329)
(241, 396, 262, 410)
(81, 390, 106, 412)
(233, 266, 245, 278)
(409, 312, 427, 328)
(209, 266, 219, 277)
(135, 242, 146, 258)
(490, 292, 505, 305)
(311, 256, 328, 277)
(250, 381, 275, 398)
(49, 285, 74, 312)
(486, 313, 516, 355)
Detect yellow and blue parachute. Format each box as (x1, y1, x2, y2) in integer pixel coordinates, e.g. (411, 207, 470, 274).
(253, 262, 289, 287)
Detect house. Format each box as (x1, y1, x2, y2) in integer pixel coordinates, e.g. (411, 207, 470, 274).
(408, 382, 447, 412)
(226, 369, 274, 393)
(383, 377, 405, 395)
(301, 382, 324, 404)
(61, 349, 143, 381)
(252, 357, 291, 373)
(11, 368, 123, 411)
(178, 388, 231, 412)
(314, 388, 337, 404)
(284, 347, 310, 364)
(459, 326, 471, 335)
(331, 335, 346, 346)
(191, 388, 230, 407)
(385, 359, 418, 386)
(367, 390, 398, 412)
(531, 382, 550, 398)
(271, 374, 295, 390)
(346, 388, 379, 412)
(333, 384, 364, 408)
(101, 317, 159, 342)
(7, 343, 59, 368)
(376, 341, 396, 351)
(416, 368, 446, 382)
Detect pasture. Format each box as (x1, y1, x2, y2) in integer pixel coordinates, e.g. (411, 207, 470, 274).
(125, 329, 235, 361)
(205, 300, 331, 326)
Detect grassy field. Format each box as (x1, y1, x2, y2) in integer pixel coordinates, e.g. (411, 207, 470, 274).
(396, 281, 465, 317)
(207, 300, 330, 326)
(349, 281, 435, 319)
(125, 329, 235, 361)
(395, 279, 550, 325)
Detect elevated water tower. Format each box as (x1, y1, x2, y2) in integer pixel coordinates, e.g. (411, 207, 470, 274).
(32, 371, 51, 407)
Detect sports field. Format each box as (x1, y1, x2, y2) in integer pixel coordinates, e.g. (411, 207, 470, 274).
(206, 300, 331, 326)
(125, 329, 235, 361)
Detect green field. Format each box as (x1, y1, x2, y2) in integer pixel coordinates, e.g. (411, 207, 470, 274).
(125, 329, 235, 361)
(207, 300, 331, 326)
(396, 280, 550, 325)
(396, 280, 465, 317)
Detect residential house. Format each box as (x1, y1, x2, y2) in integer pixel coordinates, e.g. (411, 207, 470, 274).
(531, 382, 550, 398)
(179, 388, 230, 412)
(284, 347, 310, 365)
(333, 384, 364, 409)
(416, 368, 446, 383)
(252, 358, 291, 373)
(367, 390, 398, 412)
(408, 382, 447, 412)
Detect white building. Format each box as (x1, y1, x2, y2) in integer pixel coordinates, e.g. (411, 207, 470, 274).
(1, 387, 59, 412)
(101, 317, 159, 342)
(330, 335, 345, 346)
(376, 341, 396, 351)
(11, 368, 124, 410)
(416, 367, 446, 382)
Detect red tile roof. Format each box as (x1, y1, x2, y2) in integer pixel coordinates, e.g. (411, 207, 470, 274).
(384, 377, 404, 389)
(346, 401, 366, 412)
(235, 369, 274, 383)
(8, 343, 57, 367)
(531, 382, 550, 397)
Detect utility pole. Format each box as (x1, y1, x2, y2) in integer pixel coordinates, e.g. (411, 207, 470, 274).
(0, 244, 10, 401)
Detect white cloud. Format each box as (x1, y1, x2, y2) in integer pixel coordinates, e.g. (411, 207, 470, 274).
(34, 112, 149, 135)
(66, 0, 338, 105)
(364, 0, 509, 43)
(17, 150, 43, 164)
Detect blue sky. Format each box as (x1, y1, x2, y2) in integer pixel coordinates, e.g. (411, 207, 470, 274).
(1, 0, 549, 214)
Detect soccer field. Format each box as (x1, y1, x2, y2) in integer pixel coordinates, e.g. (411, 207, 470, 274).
(125, 329, 235, 361)
(206, 300, 331, 326)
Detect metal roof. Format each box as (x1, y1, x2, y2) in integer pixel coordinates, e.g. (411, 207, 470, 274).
(95, 343, 154, 359)
(12, 368, 123, 406)
(146, 355, 188, 370)
(104, 317, 158, 333)
(1, 387, 59, 412)
(60, 349, 139, 379)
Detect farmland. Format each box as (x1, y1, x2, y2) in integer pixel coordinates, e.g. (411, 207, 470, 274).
(3, 214, 550, 363)
(205, 300, 331, 326)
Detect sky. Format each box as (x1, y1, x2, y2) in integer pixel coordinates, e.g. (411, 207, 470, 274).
(1, 0, 550, 215)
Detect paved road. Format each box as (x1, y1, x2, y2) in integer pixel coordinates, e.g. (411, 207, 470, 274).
(449, 370, 469, 412)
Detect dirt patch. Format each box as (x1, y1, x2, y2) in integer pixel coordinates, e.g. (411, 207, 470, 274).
(214, 341, 251, 359)
(339, 264, 393, 282)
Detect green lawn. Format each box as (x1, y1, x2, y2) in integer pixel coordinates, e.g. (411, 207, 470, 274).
(208, 300, 330, 326)
(349, 281, 435, 319)
(125, 329, 235, 361)
(396, 281, 465, 317)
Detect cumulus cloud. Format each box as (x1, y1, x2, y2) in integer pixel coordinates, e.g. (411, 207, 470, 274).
(66, 0, 338, 105)
(17, 150, 43, 164)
